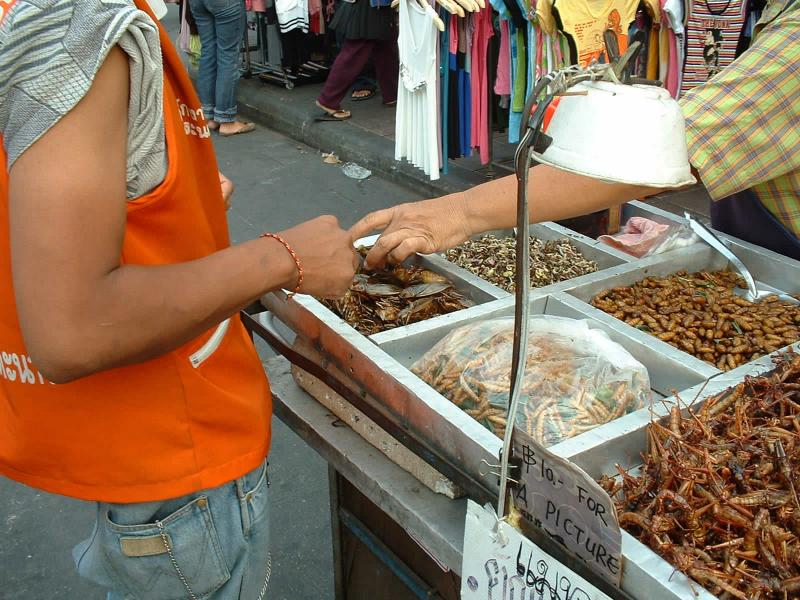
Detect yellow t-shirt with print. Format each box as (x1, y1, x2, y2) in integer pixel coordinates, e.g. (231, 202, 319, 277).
(538, 0, 660, 65)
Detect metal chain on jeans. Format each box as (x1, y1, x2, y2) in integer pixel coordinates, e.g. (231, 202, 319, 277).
(155, 520, 271, 600)
(156, 520, 199, 600)
(255, 552, 272, 600)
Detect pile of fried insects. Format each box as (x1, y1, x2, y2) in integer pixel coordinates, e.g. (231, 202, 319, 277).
(322, 248, 472, 335)
(600, 352, 800, 599)
(444, 235, 597, 292)
(592, 270, 800, 371)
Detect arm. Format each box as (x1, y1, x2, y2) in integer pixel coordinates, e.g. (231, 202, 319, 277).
(9, 47, 357, 383)
(352, 164, 663, 267)
(219, 171, 234, 209)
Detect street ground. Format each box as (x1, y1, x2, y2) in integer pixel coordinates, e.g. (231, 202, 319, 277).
(0, 128, 417, 600)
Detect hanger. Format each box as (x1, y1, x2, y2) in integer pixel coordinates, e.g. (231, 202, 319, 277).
(392, 0, 460, 20)
(441, 0, 466, 16)
(419, 0, 447, 30)
(452, 0, 480, 11)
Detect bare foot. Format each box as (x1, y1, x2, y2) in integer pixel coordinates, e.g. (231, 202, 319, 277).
(218, 120, 256, 136)
(207, 119, 220, 131)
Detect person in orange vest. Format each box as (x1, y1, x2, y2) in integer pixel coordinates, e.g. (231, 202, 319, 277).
(0, 1, 356, 598)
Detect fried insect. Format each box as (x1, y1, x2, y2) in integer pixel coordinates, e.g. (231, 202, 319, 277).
(591, 270, 800, 371)
(607, 352, 800, 599)
(322, 251, 472, 335)
(444, 235, 597, 292)
(412, 321, 649, 446)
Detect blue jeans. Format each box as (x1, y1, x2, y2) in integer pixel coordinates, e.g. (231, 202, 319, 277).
(72, 460, 271, 600)
(189, 0, 246, 123)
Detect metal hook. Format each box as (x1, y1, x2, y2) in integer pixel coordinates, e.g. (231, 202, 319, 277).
(480, 459, 520, 484)
(479, 459, 502, 477)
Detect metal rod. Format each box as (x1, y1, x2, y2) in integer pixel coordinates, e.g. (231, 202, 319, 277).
(496, 128, 535, 518)
(339, 508, 442, 600)
(329, 467, 346, 600)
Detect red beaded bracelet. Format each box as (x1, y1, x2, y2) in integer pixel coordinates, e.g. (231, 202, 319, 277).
(260, 233, 304, 298)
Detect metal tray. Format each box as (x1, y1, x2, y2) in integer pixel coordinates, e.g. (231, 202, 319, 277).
(425, 221, 634, 297)
(261, 288, 720, 599)
(263, 234, 509, 344)
(561, 344, 800, 600)
(377, 292, 714, 402)
(259, 207, 800, 598)
(559, 243, 800, 372)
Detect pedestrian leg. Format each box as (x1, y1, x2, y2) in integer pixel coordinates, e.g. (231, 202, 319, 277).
(372, 38, 399, 104)
(317, 40, 375, 111)
(189, 0, 219, 120)
(211, 0, 247, 124)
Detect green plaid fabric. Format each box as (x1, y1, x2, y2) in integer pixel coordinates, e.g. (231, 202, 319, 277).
(679, 0, 800, 236)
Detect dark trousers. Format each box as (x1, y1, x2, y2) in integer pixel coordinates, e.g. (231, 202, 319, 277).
(711, 190, 800, 260)
(317, 39, 398, 110)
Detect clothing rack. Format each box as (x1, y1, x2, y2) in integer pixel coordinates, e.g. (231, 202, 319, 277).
(240, 8, 330, 89)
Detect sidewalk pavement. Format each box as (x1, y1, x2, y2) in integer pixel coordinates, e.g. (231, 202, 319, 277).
(235, 73, 713, 221)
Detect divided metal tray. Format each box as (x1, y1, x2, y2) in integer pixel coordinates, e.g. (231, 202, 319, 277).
(260, 201, 800, 599)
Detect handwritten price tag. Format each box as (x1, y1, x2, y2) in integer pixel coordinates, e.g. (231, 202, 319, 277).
(461, 500, 613, 600)
(511, 427, 622, 586)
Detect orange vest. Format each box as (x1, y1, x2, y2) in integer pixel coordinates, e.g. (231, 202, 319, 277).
(0, 1, 271, 503)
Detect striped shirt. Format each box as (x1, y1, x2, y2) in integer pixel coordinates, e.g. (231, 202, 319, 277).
(0, 0, 167, 199)
(680, 0, 747, 95)
(679, 0, 800, 237)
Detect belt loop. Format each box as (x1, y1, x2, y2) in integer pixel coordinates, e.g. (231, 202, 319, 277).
(235, 475, 246, 500)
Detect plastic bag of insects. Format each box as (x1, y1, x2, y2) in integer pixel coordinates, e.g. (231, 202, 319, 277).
(412, 316, 651, 446)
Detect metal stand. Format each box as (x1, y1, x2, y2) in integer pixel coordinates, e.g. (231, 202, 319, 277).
(329, 465, 346, 600)
(240, 10, 328, 89)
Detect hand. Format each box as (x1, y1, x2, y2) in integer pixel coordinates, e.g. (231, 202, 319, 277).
(349, 194, 472, 268)
(278, 215, 359, 298)
(219, 172, 234, 210)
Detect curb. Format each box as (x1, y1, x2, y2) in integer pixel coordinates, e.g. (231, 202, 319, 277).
(236, 77, 487, 198)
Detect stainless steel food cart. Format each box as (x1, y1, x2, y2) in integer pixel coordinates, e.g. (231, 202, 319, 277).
(253, 201, 800, 600)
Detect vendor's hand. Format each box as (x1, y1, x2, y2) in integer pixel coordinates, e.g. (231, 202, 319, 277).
(349, 194, 472, 268)
(279, 215, 359, 298)
(219, 171, 234, 210)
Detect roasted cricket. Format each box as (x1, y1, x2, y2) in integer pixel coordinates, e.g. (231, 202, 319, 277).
(608, 352, 800, 599)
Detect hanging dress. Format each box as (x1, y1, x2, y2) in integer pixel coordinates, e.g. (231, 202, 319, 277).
(396, 0, 441, 179)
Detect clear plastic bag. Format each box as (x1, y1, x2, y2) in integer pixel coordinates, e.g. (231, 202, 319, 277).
(412, 316, 651, 446)
(598, 217, 698, 258)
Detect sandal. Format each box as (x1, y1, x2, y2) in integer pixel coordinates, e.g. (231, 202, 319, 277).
(315, 101, 351, 120)
(219, 121, 256, 136)
(351, 88, 376, 102)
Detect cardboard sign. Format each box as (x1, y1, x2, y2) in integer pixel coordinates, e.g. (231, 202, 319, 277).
(511, 427, 622, 586)
(461, 500, 614, 600)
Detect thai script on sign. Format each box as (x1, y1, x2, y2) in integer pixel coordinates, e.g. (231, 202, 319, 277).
(511, 428, 622, 586)
(461, 501, 613, 600)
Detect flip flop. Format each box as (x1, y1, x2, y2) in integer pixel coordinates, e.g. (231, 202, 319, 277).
(315, 101, 351, 120)
(218, 122, 256, 137)
(314, 113, 348, 122)
(351, 88, 376, 102)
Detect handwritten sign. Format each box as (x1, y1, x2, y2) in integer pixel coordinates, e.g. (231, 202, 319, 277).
(511, 427, 622, 586)
(461, 500, 613, 600)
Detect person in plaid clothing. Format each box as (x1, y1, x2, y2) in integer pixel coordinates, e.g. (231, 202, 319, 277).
(350, 0, 800, 263)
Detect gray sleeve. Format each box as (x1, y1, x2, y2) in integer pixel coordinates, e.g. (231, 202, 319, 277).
(0, 0, 168, 199)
